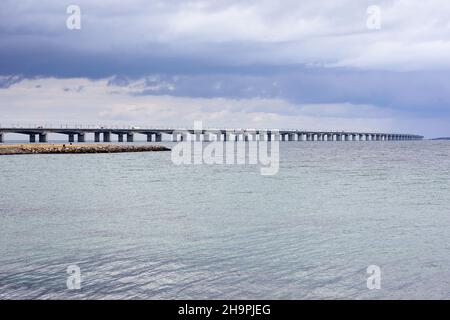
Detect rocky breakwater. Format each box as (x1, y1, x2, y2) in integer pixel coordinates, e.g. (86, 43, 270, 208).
(0, 144, 170, 155)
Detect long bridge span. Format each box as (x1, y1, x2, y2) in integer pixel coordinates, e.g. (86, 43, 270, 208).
(0, 126, 423, 143)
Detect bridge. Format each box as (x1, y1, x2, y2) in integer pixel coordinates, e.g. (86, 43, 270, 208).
(0, 126, 423, 143)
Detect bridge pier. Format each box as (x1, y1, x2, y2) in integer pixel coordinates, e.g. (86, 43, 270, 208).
(155, 133, 162, 142)
(103, 132, 111, 143)
(127, 133, 134, 142)
(94, 132, 100, 142)
(39, 133, 48, 143)
(0, 132, 3, 143)
(29, 134, 36, 143)
(117, 133, 124, 142)
(68, 134, 75, 143)
(147, 133, 153, 142)
(78, 133, 85, 143)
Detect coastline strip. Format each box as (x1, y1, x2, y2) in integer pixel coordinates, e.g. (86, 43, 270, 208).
(0, 144, 170, 155)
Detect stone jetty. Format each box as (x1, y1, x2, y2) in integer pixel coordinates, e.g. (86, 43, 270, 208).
(0, 144, 170, 155)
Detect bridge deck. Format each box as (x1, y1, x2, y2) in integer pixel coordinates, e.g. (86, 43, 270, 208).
(0, 127, 424, 143)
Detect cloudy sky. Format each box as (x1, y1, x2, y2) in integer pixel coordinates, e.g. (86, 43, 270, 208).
(1, 0, 450, 137)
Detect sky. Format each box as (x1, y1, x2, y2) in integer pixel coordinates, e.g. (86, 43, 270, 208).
(1, 0, 450, 137)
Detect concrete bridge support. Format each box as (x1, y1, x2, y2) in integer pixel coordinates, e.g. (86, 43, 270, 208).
(127, 133, 134, 142)
(29, 134, 36, 143)
(147, 133, 153, 142)
(103, 132, 111, 143)
(155, 133, 162, 142)
(0, 133, 3, 143)
(39, 133, 48, 143)
(117, 133, 124, 142)
(95, 132, 100, 143)
(78, 133, 85, 143)
(68, 134, 75, 143)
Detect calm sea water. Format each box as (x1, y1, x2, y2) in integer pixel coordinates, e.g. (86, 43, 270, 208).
(1, 141, 449, 299)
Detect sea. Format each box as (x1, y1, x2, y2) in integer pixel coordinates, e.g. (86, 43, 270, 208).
(0, 140, 449, 299)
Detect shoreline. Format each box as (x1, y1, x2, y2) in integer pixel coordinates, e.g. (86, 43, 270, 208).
(0, 144, 170, 155)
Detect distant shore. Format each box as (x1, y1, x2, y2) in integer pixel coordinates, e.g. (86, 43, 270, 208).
(0, 144, 170, 155)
